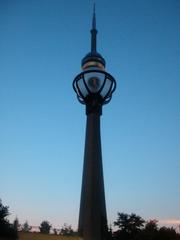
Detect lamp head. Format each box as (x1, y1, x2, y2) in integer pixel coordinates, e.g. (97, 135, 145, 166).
(73, 69, 116, 109)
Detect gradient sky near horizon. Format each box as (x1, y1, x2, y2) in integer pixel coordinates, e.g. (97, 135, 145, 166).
(0, 0, 180, 230)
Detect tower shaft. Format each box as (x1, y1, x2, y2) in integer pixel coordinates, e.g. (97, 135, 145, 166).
(78, 112, 108, 240)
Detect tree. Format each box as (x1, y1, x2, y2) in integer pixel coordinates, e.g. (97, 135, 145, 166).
(144, 219, 158, 232)
(114, 212, 145, 232)
(0, 199, 18, 239)
(158, 227, 180, 240)
(114, 212, 145, 240)
(13, 217, 20, 232)
(39, 220, 51, 234)
(140, 219, 159, 240)
(113, 213, 180, 240)
(22, 220, 32, 232)
(53, 228, 58, 235)
(60, 223, 74, 236)
(0, 199, 9, 222)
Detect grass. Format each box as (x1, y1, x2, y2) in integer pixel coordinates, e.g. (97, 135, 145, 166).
(18, 232, 82, 240)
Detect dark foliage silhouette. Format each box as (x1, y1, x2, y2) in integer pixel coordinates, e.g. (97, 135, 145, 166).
(113, 212, 180, 240)
(158, 227, 180, 240)
(0, 199, 9, 220)
(39, 220, 51, 234)
(0, 199, 18, 239)
(145, 219, 158, 232)
(21, 220, 32, 232)
(53, 228, 58, 235)
(60, 223, 74, 236)
(13, 217, 20, 233)
(114, 212, 145, 240)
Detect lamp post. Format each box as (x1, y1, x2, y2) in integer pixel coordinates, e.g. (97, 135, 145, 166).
(73, 6, 116, 240)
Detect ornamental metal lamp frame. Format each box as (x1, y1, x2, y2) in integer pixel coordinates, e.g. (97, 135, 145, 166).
(73, 69, 116, 106)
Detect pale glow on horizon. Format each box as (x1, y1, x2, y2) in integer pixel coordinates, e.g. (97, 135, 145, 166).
(159, 219, 180, 226)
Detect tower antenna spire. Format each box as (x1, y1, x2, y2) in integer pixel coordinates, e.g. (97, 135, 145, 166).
(91, 3, 97, 52)
(92, 3, 96, 30)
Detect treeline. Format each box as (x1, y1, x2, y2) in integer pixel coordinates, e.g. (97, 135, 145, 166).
(0, 199, 76, 238)
(21, 221, 76, 236)
(111, 212, 180, 240)
(1, 199, 180, 240)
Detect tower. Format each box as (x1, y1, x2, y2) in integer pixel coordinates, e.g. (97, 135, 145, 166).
(73, 5, 116, 240)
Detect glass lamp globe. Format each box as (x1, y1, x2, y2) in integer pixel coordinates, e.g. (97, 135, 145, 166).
(73, 61, 116, 105)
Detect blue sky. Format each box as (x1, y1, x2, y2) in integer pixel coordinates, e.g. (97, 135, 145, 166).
(0, 0, 180, 230)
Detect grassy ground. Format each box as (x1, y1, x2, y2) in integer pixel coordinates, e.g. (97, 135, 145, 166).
(18, 232, 81, 240)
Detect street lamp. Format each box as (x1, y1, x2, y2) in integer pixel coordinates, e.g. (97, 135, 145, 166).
(73, 5, 116, 240)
